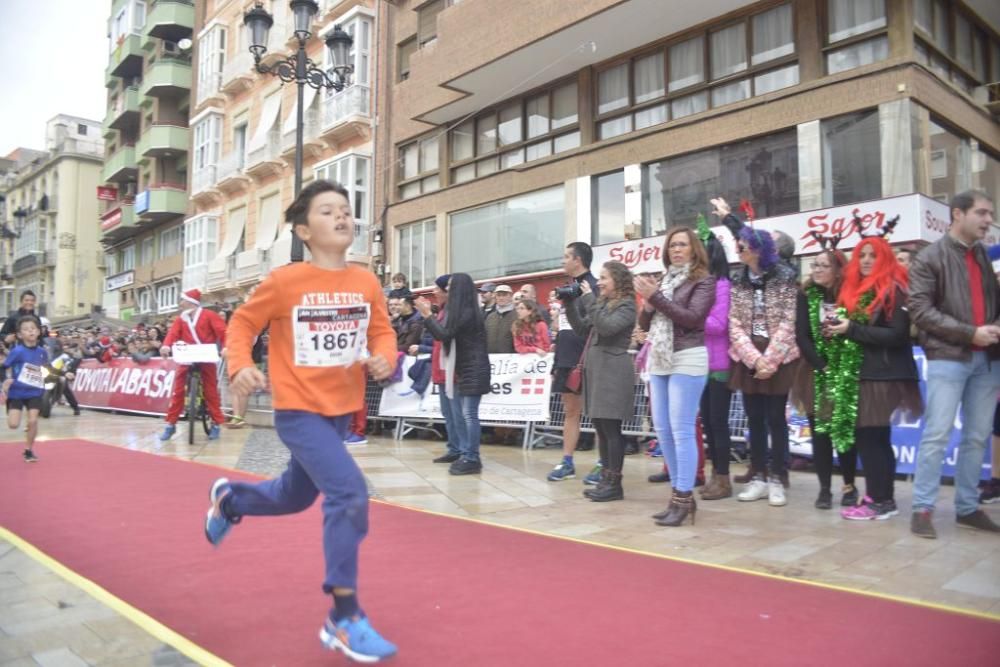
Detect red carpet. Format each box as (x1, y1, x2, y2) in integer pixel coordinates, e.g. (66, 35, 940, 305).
(0, 439, 998, 666)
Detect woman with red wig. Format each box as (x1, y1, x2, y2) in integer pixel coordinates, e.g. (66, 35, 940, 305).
(824, 236, 922, 521)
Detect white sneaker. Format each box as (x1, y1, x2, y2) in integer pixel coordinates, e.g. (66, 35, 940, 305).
(738, 477, 769, 502)
(768, 478, 787, 506)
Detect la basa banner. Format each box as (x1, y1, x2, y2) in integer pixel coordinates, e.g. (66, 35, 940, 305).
(74, 358, 177, 415)
(378, 354, 554, 422)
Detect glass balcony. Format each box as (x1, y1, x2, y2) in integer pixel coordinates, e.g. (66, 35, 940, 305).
(141, 57, 192, 98)
(102, 145, 138, 183)
(145, 0, 195, 43)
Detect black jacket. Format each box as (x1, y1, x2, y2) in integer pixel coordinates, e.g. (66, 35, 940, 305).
(1, 308, 35, 340)
(552, 271, 600, 368)
(796, 290, 827, 372)
(423, 306, 492, 396)
(844, 290, 919, 382)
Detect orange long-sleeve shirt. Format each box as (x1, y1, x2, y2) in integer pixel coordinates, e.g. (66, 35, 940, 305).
(226, 263, 396, 417)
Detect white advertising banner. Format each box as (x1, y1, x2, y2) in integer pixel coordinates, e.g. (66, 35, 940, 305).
(592, 194, 970, 273)
(378, 354, 553, 422)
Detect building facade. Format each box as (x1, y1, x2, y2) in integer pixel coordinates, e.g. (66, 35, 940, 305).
(0, 118, 105, 318)
(186, 0, 377, 306)
(101, 0, 195, 321)
(377, 0, 1000, 290)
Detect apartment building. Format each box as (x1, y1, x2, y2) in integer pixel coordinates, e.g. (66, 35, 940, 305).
(101, 0, 194, 321)
(186, 0, 377, 305)
(0, 117, 105, 318)
(377, 0, 1000, 291)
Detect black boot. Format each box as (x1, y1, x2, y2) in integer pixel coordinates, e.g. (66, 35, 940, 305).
(589, 471, 623, 502)
(583, 470, 610, 498)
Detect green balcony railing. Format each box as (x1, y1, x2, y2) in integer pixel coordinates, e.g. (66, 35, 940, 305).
(106, 33, 143, 80)
(140, 58, 192, 98)
(102, 145, 137, 182)
(136, 124, 190, 158)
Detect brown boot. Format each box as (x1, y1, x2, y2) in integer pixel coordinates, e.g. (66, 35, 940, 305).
(651, 494, 675, 520)
(655, 490, 697, 527)
(734, 465, 757, 484)
(700, 474, 732, 500)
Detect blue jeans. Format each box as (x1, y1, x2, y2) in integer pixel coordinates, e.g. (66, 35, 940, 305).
(649, 373, 707, 492)
(448, 393, 483, 462)
(227, 411, 368, 592)
(913, 352, 1000, 516)
(437, 384, 460, 456)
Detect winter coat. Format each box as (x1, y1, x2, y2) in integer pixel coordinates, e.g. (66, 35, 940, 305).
(908, 235, 1000, 361)
(637, 275, 716, 356)
(395, 311, 425, 352)
(513, 320, 551, 354)
(845, 289, 919, 382)
(566, 292, 637, 421)
(423, 306, 492, 396)
(484, 308, 517, 353)
(729, 262, 800, 370)
(705, 278, 732, 373)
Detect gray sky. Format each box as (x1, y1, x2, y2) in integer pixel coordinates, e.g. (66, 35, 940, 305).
(0, 0, 108, 155)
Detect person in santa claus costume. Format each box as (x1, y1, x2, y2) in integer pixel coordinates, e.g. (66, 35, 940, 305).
(158, 288, 227, 440)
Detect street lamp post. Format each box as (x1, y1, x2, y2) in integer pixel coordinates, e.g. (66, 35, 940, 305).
(243, 0, 354, 262)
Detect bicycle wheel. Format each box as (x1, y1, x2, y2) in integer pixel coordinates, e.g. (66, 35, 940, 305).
(188, 369, 199, 445)
(200, 388, 212, 436)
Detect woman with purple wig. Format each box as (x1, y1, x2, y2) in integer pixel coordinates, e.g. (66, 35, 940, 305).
(716, 197, 800, 508)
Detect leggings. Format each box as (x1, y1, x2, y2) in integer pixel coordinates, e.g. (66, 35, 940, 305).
(855, 425, 895, 503)
(808, 414, 857, 490)
(592, 417, 625, 474)
(744, 393, 789, 477)
(700, 378, 733, 475)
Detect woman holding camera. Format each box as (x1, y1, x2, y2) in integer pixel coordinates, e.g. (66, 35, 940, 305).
(564, 261, 638, 502)
(636, 228, 716, 525)
(824, 236, 921, 521)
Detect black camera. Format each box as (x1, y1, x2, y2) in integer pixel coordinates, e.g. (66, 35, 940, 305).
(554, 283, 583, 301)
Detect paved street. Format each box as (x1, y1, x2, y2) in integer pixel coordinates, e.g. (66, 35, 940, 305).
(2, 408, 999, 665)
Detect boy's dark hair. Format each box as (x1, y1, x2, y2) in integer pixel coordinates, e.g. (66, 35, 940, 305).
(950, 189, 993, 221)
(19, 290, 35, 302)
(566, 242, 593, 269)
(16, 315, 41, 332)
(285, 179, 350, 228)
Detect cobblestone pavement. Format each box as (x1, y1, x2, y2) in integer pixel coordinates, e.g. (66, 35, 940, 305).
(2, 410, 999, 664)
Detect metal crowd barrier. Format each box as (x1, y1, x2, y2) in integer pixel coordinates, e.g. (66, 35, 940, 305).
(219, 362, 749, 457)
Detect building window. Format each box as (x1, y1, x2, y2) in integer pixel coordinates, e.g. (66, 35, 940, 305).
(121, 244, 136, 272)
(193, 113, 222, 187)
(155, 281, 178, 314)
(138, 288, 153, 314)
(105, 252, 119, 278)
(825, 0, 887, 74)
(140, 237, 154, 265)
(398, 135, 439, 199)
(645, 128, 799, 233)
(184, 215, 219, 268)
(597, 3, 796, 138)
(822, 109, 881, 206)
(449, 80, 579, 184)
(197, 25, 227, 103)
(592, 170, 627, 245)
(315, 154, 371, 255)
(417, 0, 444, 46)
(396, 219, 436, 289)
(914, 0, 998, 90)
(397, 36, 416, 81)
(158, 225, 183, 259)
(450, 187, 564, 280)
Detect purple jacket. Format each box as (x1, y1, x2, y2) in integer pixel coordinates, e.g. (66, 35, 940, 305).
(705, 278, 731, 372)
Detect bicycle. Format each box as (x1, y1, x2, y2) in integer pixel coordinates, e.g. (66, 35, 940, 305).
(185, 366, 213, 445)
(171, 343, 222, 444)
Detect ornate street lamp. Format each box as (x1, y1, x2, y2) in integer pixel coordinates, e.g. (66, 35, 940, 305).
(243, 0, 354, 261)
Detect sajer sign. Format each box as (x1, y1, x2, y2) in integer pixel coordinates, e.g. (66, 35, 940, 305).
(593, 194, 959, 274)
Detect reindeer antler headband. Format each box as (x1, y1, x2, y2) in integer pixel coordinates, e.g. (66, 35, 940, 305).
(809, 228, 849, 252)
(852, 214, 900, 239)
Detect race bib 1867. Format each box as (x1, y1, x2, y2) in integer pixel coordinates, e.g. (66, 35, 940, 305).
(293, 304, 370, 367)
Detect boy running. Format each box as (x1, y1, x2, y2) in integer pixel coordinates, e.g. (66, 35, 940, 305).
(204, 180, 398, 662)
(2, 316, 49, 462)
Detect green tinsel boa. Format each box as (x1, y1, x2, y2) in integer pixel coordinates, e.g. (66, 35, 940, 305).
(808, 287, 873, 453)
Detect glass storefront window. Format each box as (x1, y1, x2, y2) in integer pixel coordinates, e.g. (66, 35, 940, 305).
(397, 219, 436, 288)
(592, 171, 626, 245)
(644, 128, 799, 232)
(821, 109, 881, 205)
(450, 187, 565, 280)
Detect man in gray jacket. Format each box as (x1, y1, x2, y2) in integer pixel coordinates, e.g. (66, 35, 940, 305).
(908, 189, 1000, 538)
(484, 284, 516, 353)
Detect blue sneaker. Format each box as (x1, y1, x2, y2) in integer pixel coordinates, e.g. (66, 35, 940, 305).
(583, 463, 603, 485)
(208, 424, 221, 440)
(320, 615, 398, 663)
(650, 444, 663, 458)
(345, 433, 368, 445)
(204, 478, 236, 546)
(159, 424, 176, 441)
(547, 462, 576, 482)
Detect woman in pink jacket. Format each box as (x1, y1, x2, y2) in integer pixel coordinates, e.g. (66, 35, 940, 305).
(512, 300, 551, 355)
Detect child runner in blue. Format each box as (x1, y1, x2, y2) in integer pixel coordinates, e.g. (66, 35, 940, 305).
(205, 180, 399, 662)
(2, 316, 49, 462)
